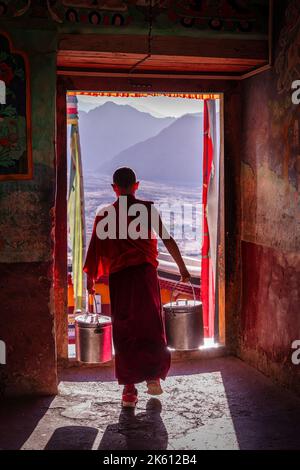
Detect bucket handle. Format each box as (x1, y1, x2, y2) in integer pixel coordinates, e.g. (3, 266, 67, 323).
(86, 293, 101, 325)
(93, 294, 99, 315)
(169, 280, 197, 313)
(93, 294, 103, 327)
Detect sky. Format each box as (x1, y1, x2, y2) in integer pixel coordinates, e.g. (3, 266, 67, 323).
(77, 94, 204, 118)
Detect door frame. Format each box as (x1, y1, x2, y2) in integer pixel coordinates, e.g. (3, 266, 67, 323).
(55, 75, 227, 363)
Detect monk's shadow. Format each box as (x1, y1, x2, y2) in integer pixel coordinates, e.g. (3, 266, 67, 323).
(99, 398, 168, 450)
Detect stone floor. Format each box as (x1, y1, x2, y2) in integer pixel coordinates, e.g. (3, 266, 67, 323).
(1, 356, 300, 450)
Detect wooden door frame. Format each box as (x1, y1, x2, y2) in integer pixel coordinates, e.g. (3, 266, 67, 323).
(55, 74, 232, 364)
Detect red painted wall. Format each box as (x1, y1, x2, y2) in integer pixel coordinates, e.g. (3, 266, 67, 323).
(239, 0, 300, 394)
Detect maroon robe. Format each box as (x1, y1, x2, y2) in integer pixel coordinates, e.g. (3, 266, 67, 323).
(83, 195, 171, 385)
(109, 262, 171, 385)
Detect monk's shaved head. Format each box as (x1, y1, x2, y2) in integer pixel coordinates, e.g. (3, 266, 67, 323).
(113, 167, 137, 189)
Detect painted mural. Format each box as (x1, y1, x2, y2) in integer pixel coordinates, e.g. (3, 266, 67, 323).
(0, 29, 56, 265)
(275, 0, 300, 95)
(0, 1, 269, 37)
(269, 0, 300, 190)
(241, 0, 300, 253)
(0, 33, 32, 180)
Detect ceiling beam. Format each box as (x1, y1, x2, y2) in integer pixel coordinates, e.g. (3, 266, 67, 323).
(58, 33, 268, 63)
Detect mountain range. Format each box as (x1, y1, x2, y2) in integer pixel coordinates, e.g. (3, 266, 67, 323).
(78, 101, 175, 169)
(77, 101, 203, 185)
(99, 113, 203, 185)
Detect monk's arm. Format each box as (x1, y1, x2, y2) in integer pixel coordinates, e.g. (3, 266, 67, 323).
(161, 236, 191, 282)
(151, 206, 191, 282)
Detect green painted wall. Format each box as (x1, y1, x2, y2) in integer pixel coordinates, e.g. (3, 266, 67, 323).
(0, 26, 58, 395)
(0, 28, 57, 263)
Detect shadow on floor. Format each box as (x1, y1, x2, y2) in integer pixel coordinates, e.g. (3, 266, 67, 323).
(45, 426, 98, 450)
(99, 398, 168, 450)
(43, 398, 168, 450)
(0, 396, 54, 450)
(220, 366, 300, 450)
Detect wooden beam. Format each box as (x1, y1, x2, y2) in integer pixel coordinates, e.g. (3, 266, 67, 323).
(57, 69, 242, 80)
(57, 51, 266, 67)
(58, 63, 254, 74)
(58, 34, 268, 62)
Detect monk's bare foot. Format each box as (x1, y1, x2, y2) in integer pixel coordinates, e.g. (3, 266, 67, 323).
(146, 380, 163, 395)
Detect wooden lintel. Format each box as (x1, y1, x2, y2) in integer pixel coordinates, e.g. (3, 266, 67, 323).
(58, 34, 268, 62)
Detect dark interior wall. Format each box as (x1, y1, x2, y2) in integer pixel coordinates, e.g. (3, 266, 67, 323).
(0, 28, 58, 395)
(223, 83, 242, 353)
(239, 1, 300, 394)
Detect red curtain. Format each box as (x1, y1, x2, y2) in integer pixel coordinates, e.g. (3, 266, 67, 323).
(201, 100, 215, 338)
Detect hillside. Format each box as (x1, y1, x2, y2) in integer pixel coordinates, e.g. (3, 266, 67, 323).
(77, 101, 175, 170)
(99, 113, 203, 185)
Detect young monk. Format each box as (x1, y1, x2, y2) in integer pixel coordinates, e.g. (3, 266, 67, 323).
(83, 167, 191, 407)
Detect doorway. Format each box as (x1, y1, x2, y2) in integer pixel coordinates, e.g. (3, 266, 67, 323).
(55, 81, 224, 363)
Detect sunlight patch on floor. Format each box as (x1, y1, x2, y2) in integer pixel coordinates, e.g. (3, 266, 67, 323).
(21, 370, 239, 450)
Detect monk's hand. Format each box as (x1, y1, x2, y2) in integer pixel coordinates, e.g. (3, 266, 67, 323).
(180, 267, 191, 283)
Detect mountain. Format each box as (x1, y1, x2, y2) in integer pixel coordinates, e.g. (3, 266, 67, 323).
(77, 102, 175, 170)
(99, 113, 203, 185)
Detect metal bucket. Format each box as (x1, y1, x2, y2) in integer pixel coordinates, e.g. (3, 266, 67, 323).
(75, 311, 112, 364)
(163, 282, 204, 350)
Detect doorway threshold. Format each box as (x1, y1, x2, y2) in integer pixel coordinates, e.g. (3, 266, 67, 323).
(170, 344, 228, 363)
(66, 343, 228, 368)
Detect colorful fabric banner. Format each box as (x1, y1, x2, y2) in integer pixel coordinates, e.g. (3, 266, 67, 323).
(67, 95, 86, 311)
(67, 91, 220, 101)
